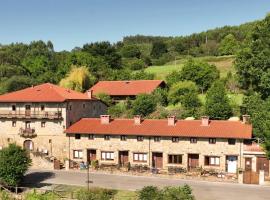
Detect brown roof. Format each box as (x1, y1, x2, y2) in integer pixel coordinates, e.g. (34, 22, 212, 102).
(66, 118, 252, 139)
(0, 83, 93, 102)
(89, 80, 165, 96)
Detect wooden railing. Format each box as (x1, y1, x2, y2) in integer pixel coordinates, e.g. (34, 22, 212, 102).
(0, 110, 62, 119)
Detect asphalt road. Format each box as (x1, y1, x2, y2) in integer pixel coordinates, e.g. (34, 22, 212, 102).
(24, 169, 270, 200)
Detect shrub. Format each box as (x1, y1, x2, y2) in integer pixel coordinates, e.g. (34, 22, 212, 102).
(138, 186, 161, 200)
(0, 144, 31, 187)
(25, 190, 60, 200)
(75, 188, 117, 200)
(132, 94, 157, 117)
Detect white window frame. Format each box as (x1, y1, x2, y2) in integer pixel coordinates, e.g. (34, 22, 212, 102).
(133, 153, 147, 162)
(101, 151, 114, 160)
(73, 150, 83, 159)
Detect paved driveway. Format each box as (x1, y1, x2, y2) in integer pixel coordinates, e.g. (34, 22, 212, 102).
(24, 169, 270, 200)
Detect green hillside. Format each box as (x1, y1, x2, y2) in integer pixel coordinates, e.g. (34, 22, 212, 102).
(145, 55, 235, 80)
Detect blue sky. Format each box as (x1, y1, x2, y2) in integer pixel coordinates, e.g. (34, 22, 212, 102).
(1, 0, 270, 51)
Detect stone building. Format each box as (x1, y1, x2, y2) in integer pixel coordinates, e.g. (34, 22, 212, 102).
(65, 115, 253, 174)
(0, 83, 107, 160)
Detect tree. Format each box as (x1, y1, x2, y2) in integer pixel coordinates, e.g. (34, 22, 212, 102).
(205, 81, 233, 119)
(218, 34, 240, 55)
(0, 144, 31, 187)
(0, 76, 34, 94)
(132, 94, 157, 117)
(96, 93, 112, 106)
(138, 186, 161, 200)
(235, 14, 270, 98)
(59, 66, 96, 92)
(180, 59, 219, 93)
(121, 44, 141, 58)
(168, 81, 198, 105)
(150, 41, 168, 58)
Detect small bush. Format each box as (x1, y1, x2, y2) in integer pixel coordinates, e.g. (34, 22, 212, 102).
(75, 188, 117, 200)
(25, 190, 60, 200)
(138, 186, 161, 200)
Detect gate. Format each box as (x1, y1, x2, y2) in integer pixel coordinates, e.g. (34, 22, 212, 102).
(243, 171, 259, 184)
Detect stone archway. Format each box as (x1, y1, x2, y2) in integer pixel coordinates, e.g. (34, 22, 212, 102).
(23, 140, 34, 151)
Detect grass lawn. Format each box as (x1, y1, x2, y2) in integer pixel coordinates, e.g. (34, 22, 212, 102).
(145, 55, 235, 80)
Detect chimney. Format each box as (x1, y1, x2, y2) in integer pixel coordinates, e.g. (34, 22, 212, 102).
(201, 116, 209, 126)
(87, 90, 93, 99)
(134, 115, 142, 125)
(168, 116, 176, 126)
(242, 115, 250, 124)
(100, 115, 110, 124)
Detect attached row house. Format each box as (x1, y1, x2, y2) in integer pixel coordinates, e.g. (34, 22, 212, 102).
(0, 83, 107, 160)
(65, 115, 253, 174)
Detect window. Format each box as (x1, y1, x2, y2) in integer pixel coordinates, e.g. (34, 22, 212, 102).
(69, 105, 72, 110)
(154, 136, 161, 142)
(41, 121, 46, 127)
(104, 135, 110, 140)
(137, 136, 144, 141)
(75, 134, 81, 140)
(172, 137, 179, 143)
(190, 137, 197, 143)
(41, 105, 45, 111)
(73, 150, 83, 159)
(12, 105, 16, 111)
(49, 139, 52, 143)
(209, 138, 216, 144)
(168, 154, 182, 164)
(12, 121, 16, 127)
(83, 103, 86, 108)
(101, 151, 114, 160)
(228, 139, 236, 145)
(88, 134, 94, 140)
(133, 153, 147, 162)
(205, 156, 220, 166)
(120, 135, 127, 141)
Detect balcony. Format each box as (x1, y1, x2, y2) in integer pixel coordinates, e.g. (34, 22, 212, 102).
(0, 110, 62, 120)
(19, 127, 37, 138)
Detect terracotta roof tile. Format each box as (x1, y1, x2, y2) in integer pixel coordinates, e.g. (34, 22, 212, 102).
(0, 83, 93, 102)
(66, 118, 252, 139)
(89, 80, 165, 96)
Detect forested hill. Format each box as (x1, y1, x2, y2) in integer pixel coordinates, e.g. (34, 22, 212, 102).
(0, 17, 259, 94)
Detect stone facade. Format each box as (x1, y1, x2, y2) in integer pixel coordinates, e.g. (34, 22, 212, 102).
(68, 133, 244, 173)
(0, 100, 107, 160)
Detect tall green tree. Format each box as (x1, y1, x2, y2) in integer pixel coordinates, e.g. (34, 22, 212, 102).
(150, 41, 168, 58)
(180, 59, 220, 93)
(235, 14, 270, 98)
(0, 144, 31, 187)
(205, 81, 232, 119)
(218, 34, 240, 55)
(132, 94, 157, 117)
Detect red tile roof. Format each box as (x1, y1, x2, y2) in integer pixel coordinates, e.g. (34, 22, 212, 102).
(89, 80, 165, 96)
(244, 143, 264, 152)
(66, 118, 252, 139)
(0, 83, 93, 102)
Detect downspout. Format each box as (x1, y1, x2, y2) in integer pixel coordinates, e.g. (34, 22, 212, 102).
(68, 135, 71, 169)
(148, 136, 151, 168)
(239, 139, 243, 169)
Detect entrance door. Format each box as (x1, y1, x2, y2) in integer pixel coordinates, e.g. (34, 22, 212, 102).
(119, 151, 129, 166)
(188, 154, 199, 170)
(25, 105, 31, 116)
(87, 149, 96, 163)
(245, 157, 252, 171)
(227, 156, 238, 173)
(23, 140, 33, 151)
(152, 152, 163, 168)
(257, 157, 269, 176)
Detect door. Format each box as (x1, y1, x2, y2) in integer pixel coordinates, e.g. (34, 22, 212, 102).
(245, 157, 252, 171)
(87, 149, 96, 163)
(23, 140, 33, 151)
(25, 105, 31, 116)
(188, 154, 199, 170)
(257, 157, 269, 176)
(227, 156, 238, 173)
(119, 151, 129, 166)
(152, 152, 163, 168)
(25, 121, 31, 129)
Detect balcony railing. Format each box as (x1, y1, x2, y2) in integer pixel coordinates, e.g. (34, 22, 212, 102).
(19, 127, 37, 138)
(0, 111, 62, 119)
